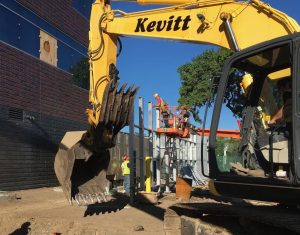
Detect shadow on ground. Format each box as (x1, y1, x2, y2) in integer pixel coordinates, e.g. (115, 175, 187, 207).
(8, 222, 31, 235)
(84, 193, 129, 216)
(84, 192, 165, 220)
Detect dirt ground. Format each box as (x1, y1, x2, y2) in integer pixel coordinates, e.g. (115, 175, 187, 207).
(0, 187, 174, 235)
(0, 187, 298, 235)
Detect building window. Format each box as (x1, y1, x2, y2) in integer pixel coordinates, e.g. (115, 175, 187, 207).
(58, 42, 89, 89)
(0, 5, 39, 57)
(69, 57, 90, 90)
(72, 0, 94, 19)
(1, 3, 89, 89)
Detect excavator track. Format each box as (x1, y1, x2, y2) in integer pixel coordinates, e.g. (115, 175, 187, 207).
(170, 200, 300, 234)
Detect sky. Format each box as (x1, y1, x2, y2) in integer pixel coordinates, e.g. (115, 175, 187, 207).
(109, 0, 300, 131)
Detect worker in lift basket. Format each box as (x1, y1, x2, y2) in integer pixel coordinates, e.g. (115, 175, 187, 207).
(153, 93, 170, 127)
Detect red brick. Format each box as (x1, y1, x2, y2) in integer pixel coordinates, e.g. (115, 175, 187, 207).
(0, 42, 89, 123)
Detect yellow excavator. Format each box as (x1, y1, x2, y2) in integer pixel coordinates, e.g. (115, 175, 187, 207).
(54, 0, 300, 205)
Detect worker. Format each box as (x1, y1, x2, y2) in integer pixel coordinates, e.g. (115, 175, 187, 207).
(153, 93, 170, 127)
(121, 154, 130, 194)
(269, 77, 292, 130)
(178, 105, 190, 129)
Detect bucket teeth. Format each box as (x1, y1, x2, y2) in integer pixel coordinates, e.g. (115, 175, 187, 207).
(100, 193, 107, 202)
(72, 192, 109, 206)
(75, 195, 80, 206)
(96, 194, 102, 203)
(89, 194, 93, 203)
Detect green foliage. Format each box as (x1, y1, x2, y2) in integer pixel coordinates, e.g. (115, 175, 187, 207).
(215, 137, 241, 172)
(69, 58, 90, 90)
(215, 137, 239, 158)
(178, 47, 245, 123)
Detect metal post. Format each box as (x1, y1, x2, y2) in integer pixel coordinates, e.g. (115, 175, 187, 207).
(139, 97, 145, 190)
(165, 137, 170, 193)
(172, 138, 177, 182)
(185, 140, 188, 164)
(129, 106, 135, 204)
(178, 139, 182, 170)
(156, 109, 161, 188)
(156, 133, 161, 188)
(156, 108, 160, 128)
(189, 139, 192, 165)
(145, 156, 151, 193)
(148, 102, 154, 187)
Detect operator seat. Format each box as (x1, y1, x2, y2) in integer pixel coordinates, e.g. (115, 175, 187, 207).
(256, 125, 289, 164)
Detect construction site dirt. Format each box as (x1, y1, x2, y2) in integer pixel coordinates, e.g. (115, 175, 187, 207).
(0, 186, 299, 235)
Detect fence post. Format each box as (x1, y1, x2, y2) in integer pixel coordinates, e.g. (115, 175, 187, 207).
(129, 105, 135, 204)
(139, 97, 145, 191)
(148, 102, 154, 188)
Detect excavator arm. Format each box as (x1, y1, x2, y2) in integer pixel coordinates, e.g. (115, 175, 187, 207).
(54, 0, 299, 206)
(87, 0, 299, 126)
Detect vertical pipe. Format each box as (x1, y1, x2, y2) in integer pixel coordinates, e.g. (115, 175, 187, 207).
(165, 137, 170, 193)
(156, 109, 161, 188)
(190, 140, 192, 166)
(172, 138, 177, 182)
(129, 106, 135, 204)
(179, 139, 182, 169)
(148, 102, 153, 187)
(156, 108, 160, 129)
(139, 97, 145, 190)
(194, 137, 197, 166)
(183, 141, 187, 166)
(156, 134, 161, 188)
(145, 156, 151, 192)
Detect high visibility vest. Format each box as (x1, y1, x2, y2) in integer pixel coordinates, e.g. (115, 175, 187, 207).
(122, 160, 130, 175)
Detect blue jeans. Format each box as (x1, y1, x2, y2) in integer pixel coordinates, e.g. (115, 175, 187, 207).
(123, 174, 130, 194)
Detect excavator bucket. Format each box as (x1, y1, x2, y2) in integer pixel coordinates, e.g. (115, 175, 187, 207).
(54, 131, 110, 206)
(54, 81, 139, 206)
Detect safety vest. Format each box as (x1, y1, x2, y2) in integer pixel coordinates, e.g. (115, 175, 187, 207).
(122, 160, 130, 175)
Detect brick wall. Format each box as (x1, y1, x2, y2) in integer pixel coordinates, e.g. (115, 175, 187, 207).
(0, 41, 90, 190)
(0, 41, 89, 124)
(16, 0, 89, 46)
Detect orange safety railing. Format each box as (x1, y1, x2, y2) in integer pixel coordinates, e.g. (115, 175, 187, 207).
(196, 128, 240, 139)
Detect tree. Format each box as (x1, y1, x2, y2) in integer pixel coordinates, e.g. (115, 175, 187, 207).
(69, 58, 90, 90)
(177, 47, 245, 123)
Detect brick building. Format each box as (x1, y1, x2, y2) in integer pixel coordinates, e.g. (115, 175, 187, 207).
(0, 0, 93, 190)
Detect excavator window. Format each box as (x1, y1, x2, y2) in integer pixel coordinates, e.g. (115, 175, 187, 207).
(234, 44, 291, 75)
(214, 42, 293, 179)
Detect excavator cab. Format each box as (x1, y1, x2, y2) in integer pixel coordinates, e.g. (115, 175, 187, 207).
(208, 33, 300, 204)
